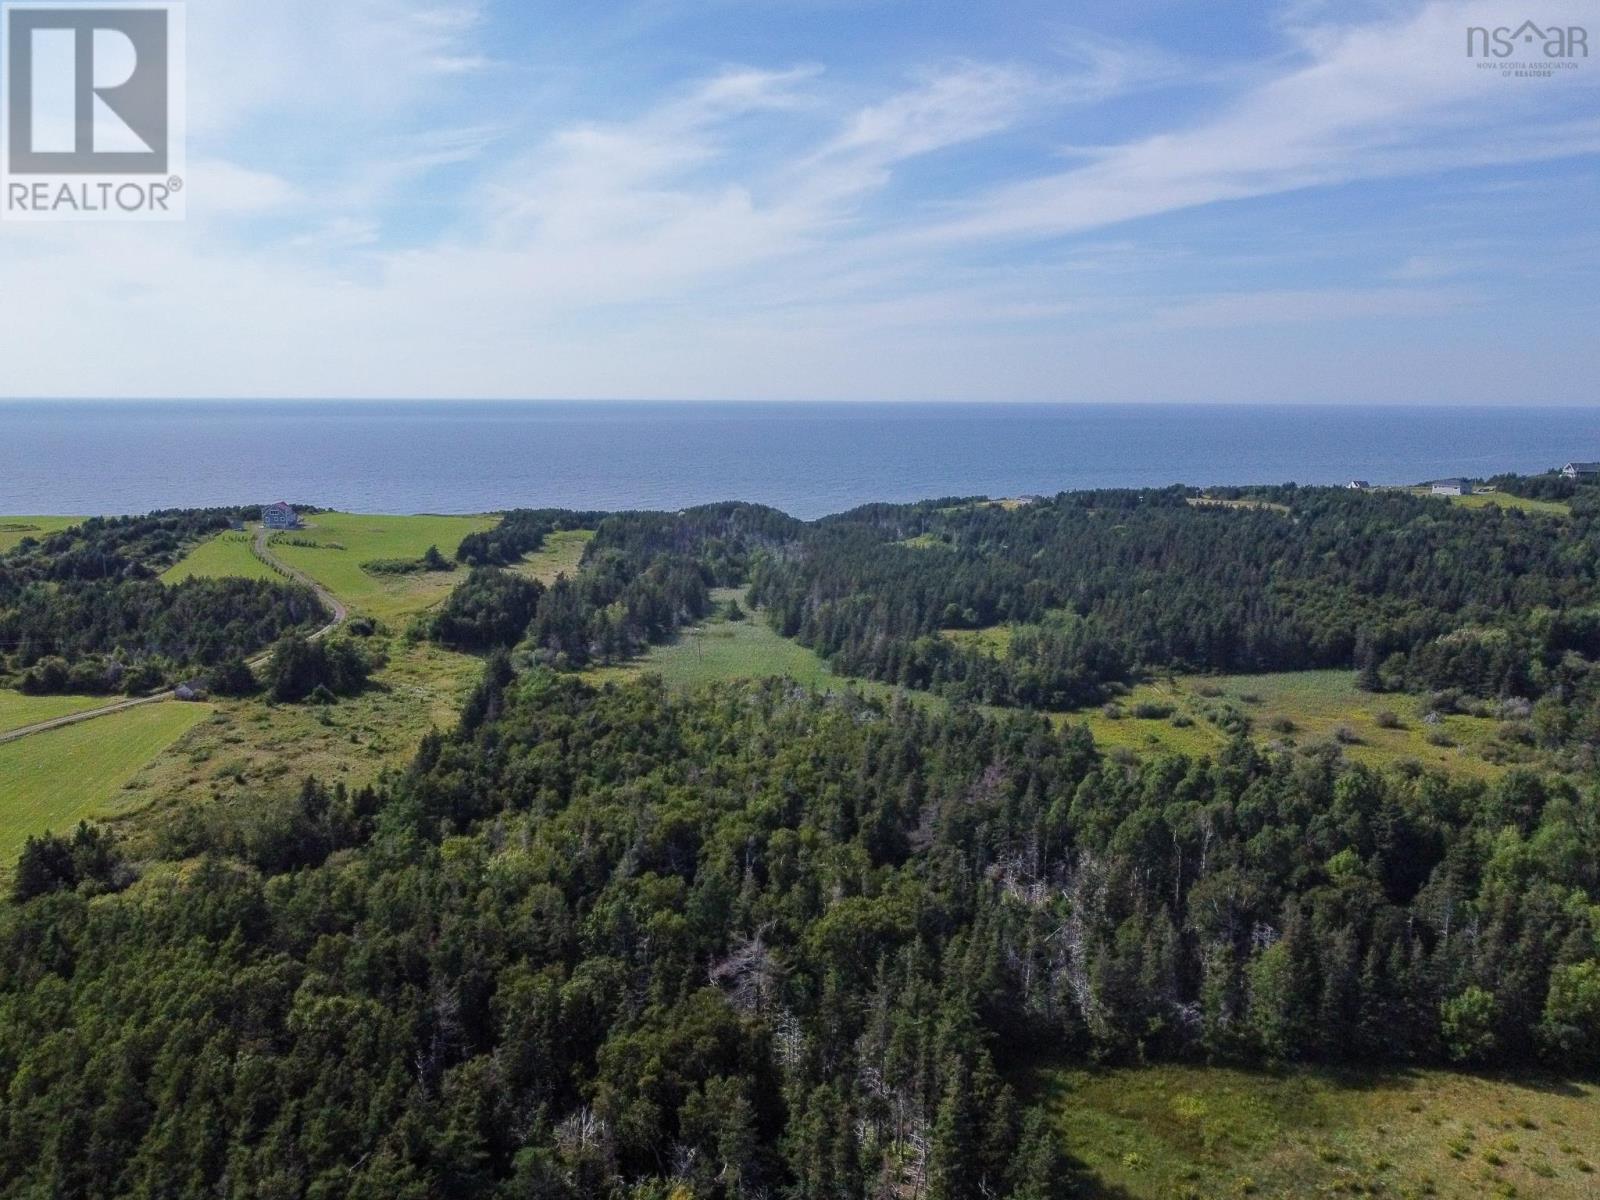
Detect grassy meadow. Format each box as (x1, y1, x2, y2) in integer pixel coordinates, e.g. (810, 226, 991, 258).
(0, 516, 82, 553)
(1067, 670, 1504, 780)
(267, 512, 498, 623)
(514, 528, 594, 584)
(585, 590, 920, 707)
(0, 689, 112, 735)
(118, 639, 483, 852)
(160, 529, 281, 584)
(943, 614, 1507, 779)
(0, 702, 213, 860)
(596, 608, 1507, 778)
(1401, 488, 1571, 517)
(1029, 1062, 1599, 1200)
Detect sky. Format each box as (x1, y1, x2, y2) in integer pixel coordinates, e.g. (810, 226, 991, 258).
(2, 0, 1598, 402)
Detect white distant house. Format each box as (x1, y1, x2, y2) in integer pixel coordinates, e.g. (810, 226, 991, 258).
(1561, 462, 1600, 479)
(1347, 480, 1370, 490)
(262, 501, 301, 530)
(1431, 479, 1472, 497)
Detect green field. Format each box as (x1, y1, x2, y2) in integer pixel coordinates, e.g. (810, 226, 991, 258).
(160, 529, 281, 583)
(0, 516, 83, 553)
(597, 613, 1504, 776)
(1451, 491, 1570, 516)
(1030, 1063, 1599, 1200)
(0, 689, 111, 734)
(515, 528, 594, 584)
(0, 701, 212, 861)
(586, 590, 918, 706)
(120, 639, 483, 852)
(1404, 488, 1570, 516)
(1067, 670, 1504, 779)
(267, 512, 498, 623)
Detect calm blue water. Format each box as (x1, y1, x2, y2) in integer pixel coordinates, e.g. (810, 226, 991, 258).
(1, 401, 1596, 521)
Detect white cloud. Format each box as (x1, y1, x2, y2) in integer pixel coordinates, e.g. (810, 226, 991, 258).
(185, 0, 488, 145)
(0, 1, 1594, 402)
(908, 0, 1600, 245)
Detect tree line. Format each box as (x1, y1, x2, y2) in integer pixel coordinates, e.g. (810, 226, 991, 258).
(0, 509, 326, 694)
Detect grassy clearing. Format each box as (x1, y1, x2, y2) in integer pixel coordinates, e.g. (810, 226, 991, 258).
(118, 638, 482, 850)
(268, 512, 498, 623)
(0, 516, 82, 553)
(160, 529, 280, 584)
(594, 611, 1500, 777)
(1450, 491, 1570, 516)
(1189, 496, 1291, 514)
(1067, 670, 1504, 780)
(943, 624, 1018, 656)
(514, 529, 594, 584)
(585, 590, 923, 707)
(0, 689, 113, 734)
(1028, 1062, 1600, 1200)
(1401, 488, 1570, 517)
(940, 608, 1084, 659)
(0, 701, 212, 862)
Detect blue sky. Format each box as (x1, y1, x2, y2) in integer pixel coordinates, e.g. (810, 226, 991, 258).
(3, 0, 1598, 401)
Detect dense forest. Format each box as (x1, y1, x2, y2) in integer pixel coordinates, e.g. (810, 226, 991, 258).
(0, 510, 326, 693)
(3, 482, 1599, 1197)
(750, 485, 1600, 711)
(4, 672, 1597, 1196)
(433, 487, 1600, 752)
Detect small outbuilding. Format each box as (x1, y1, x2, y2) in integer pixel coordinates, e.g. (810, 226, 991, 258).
(1431, 479, 1472, 497)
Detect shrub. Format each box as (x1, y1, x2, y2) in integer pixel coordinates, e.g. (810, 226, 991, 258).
(1497, 697, 1534, 721)
(17, 656, 69, 694)
(1496, 721, 1534, 745)
(1425, 728, 1455, 748)
(1334, 724, 1361, 745)
(1132, 701, 1175, 720)
(1268, 716, 1296, 734)
(1375, 710, 1402, 729)
(362, 546, 455, 576)
(121, 660, 167, 696)
(1427, 689, 1462, 715)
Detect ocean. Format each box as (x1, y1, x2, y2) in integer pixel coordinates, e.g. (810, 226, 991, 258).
(1, 401, 1595, 521)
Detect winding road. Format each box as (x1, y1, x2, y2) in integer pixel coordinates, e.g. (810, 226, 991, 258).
(0, 528, 347, 747)
(251, 526, 349, 639)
